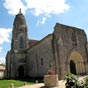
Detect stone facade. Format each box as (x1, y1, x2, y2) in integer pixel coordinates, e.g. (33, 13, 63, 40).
(27, 35, 55, 77)
(53, 23, 88, 79)
(6, 11, 88, 79)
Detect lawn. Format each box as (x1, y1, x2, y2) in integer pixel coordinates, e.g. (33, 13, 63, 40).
(0, 79, 35, 88)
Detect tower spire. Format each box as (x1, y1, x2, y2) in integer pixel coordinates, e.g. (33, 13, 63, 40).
(19, 8, 21, 14)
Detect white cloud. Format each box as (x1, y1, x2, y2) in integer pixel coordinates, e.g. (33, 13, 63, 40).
(3, 0, 27, 15)
(3, 0, 70, 16)
(0, 47, 2, 52)
(0, 28, 12, 64)
(41, 17, 46, 24)
(3, 0, 70, 24)
(36, 17, 46, 25)
(26, 0, 70, 16)
(0, 28, 12, 44)
(0, 57, 5, 64)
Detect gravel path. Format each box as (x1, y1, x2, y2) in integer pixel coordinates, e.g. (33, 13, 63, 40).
(17, 80, 66, 88)
(18, 83, 44, 88)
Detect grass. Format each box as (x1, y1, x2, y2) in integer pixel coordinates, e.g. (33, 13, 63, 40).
(0, 79, 35, 88)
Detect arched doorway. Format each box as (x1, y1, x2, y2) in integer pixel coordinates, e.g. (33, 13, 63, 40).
(70, 60, 76, 75)
(69, 51, 85, 75)
(18, 65, 24, 79)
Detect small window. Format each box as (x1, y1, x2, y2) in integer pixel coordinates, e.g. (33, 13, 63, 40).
(41, 58, 43, 65)
(31, 61, 33, 67)
(71, 30, 77, 46)
(19, 37, 24, 49)
(20, 29, 23, 32)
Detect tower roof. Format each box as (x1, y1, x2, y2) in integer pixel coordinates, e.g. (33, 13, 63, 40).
(13, 9, 27, 26)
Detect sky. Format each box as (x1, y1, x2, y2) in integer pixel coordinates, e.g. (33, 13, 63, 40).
(0, 0, 88, 64)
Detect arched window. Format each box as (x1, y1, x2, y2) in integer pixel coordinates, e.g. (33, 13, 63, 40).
(70, 60, 76, 75)
(19, 37, 24, 49)
(18, 65, 24, 78)
(71, 30, 77, 46)
(41, 58, 43, 65)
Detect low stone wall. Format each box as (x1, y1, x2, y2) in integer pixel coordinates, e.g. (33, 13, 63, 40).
(0, 71, 5, 79)
(44, 75, 59, 87)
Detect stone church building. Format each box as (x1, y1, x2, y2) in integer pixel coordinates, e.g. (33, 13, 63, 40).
(6, 10, 88, 79)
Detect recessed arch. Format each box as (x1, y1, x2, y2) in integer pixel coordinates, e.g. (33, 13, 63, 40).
(69, 51, 85, 75)
(70, 60, 76, 75)
(18, 65, 24, 79)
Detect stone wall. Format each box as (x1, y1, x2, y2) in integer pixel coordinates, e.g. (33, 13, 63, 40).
(44, 75, 59, 87)
(54, 23, 88, 79)
(6, 22, 88, 79)
(0, 71, 5, 79)
(27, 35, 55, 77)
(6, 51, 12, 79)
(12, 52, 27, 78)
(6, 51, 27, 78)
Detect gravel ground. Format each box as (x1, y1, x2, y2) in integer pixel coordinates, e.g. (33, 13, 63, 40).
(17, 80, 66, 88)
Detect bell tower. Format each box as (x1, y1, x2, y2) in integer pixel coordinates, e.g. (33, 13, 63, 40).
(11, 9, 29, 52)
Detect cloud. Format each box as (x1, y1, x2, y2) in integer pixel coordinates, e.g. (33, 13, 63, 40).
(0, 47, 2, 53)
(3, 0, 70, 16)
(0, 28, 12, 54)
(41, 17, 46, 24)
(3, 0, 70, 24)
(0, 57, 5, 64)
(36, 17, 46, 25)
(26, 0, 70, 16)
(0, 28, 12, 64)
(0, 28, 12, 45)
(3, 0, 27, 15)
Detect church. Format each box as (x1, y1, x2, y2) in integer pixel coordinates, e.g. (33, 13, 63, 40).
(6, 10, 88, 79)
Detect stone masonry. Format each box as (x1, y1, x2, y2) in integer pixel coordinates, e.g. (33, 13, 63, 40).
(6, 10, 88, 79)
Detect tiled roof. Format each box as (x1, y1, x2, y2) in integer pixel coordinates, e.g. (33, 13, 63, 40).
(29, 39, 39, 47)
(0, 66, 5, 71)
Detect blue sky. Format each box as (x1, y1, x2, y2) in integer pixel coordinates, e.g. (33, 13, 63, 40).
(0, 0, 88, 64)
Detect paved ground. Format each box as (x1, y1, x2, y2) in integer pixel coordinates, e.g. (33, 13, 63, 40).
(18, 80, 65, 88)
(18, 83, 45, 88)
(17, 76, 86, 88)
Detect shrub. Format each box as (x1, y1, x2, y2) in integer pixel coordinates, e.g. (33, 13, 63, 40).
(83, 76, 88, 87)
(64, 73, 82, 88)
(47, 70, 54, 75)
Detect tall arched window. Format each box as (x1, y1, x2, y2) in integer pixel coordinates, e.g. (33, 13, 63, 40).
(19, 37, 24, 49)
(41, 58, 43, 66)
(71, 30, 77, 47)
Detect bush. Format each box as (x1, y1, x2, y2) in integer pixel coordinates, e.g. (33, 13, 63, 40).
(64, 73, 82, 88)
(83, 76, 88, 87)
(47, 70, 54, 75)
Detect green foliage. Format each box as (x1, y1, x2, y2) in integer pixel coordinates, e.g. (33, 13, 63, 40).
(0, 64, 5, 67)
(64, 73, 85, 88)
(64, 73, 88, 88)
(64, 72, 78, 82)
(64, 73, 80, 88)
(83, 76, 88, 88)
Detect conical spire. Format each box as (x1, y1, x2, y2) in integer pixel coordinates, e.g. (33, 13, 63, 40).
(13, 9, 26, 25)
